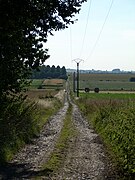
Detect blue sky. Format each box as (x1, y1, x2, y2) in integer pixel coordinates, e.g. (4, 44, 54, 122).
(45, 0, 135, 71)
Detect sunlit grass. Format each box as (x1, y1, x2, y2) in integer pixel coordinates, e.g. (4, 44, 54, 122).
(80, 92, 135, 100)
(76, 94, 135, 178)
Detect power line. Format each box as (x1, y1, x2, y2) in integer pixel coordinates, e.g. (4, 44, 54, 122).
(69, 25, 73, 61)
(86, 0, 114, 61)
(79, 0, 92, 58)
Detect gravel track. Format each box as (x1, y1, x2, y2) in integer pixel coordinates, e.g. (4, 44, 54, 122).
(0, 96, 68, 179)
(0, 89, 118, 179)
(52, 101, 118, 180)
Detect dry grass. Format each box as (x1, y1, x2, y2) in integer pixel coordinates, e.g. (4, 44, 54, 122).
(54, 90, 65, 103)
(24, 89, 58, 99)
(24, 89, 65, 108)
(37, 99, 53, 108)
(43, 79, 65, 85)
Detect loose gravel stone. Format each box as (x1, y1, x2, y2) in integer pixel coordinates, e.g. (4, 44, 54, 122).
(0, 96, 68, 179)
(0, 89, 119, 179)
(52, 102, 118, 179)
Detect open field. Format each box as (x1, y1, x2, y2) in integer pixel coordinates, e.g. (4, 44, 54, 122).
(29, 78, 66, 90)
(42, 79, 65, 89)
(79, 92, 135, 100)
(79, 73, 135, 81)
(69, 73, 135, 91)
(29, 79, 44, 89)
(25, 89, 58, 99)
(76, 92, 135, 177)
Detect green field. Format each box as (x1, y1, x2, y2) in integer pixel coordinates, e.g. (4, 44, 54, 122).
(76, 92, 135, 177)
(80, 92, 135, 100)
(29, 79, 44, 89)
(29, 79, 65, 90)
(70, 73, 135, 91)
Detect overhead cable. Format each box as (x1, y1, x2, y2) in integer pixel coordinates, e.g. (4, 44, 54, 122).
(86, 0, 114, 61)
(69, 25, 73, 61)
(79, 0, 92, 58)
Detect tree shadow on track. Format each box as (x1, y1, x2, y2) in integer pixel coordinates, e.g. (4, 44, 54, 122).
(0, 163, 53, 180)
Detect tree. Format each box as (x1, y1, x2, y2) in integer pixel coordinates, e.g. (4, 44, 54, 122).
(60, 66, 68, 80)
(45, 65, 51, 78)
(55, 65, 61, 78)
(51, 65, 56, 78)
(30, 65, 68, 79)
(0, 0, 86, 98)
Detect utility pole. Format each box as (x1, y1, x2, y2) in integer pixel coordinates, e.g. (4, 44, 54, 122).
(73, 58, 84, 97)
(73, 72, 76, 93)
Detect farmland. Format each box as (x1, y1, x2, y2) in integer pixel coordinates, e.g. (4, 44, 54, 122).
(69, 73, 135, 177)
(79, 91, 135, 100)
(69, 73, 135, 91)
(76, 90, 135, 177)
(29, 78, 65, 90)
(1, 74, 135, 178)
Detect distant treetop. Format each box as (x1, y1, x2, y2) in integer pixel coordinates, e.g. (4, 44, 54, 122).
(31, 65, 68, 80)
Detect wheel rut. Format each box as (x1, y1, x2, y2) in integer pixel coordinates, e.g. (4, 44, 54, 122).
(0, 96, 69, 179)
(0, 91, 118, 179)
(51, 101, 118, 180)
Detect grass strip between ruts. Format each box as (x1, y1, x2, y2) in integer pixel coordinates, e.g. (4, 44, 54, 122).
(39, 103, 77, 177)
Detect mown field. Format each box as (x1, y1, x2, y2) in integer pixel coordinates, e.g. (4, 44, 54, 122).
(76, 92, 135, 178)
(69, 73, 135, 91)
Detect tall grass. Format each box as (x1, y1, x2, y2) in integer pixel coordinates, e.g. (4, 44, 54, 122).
(0, 96, 37, 163)
(77, 95, 135, 178)
(0, 94, 62, 164)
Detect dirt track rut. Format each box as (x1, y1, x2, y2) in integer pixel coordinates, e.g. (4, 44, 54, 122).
(0, 89, 118, 179)
(52, 101, 117, 179)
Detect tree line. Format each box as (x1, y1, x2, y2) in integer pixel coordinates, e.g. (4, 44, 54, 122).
(31, 65, 68, 80)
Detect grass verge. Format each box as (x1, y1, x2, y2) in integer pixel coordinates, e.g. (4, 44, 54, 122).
(0, 95, 62, 164)
(76, 94, 135, 179)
